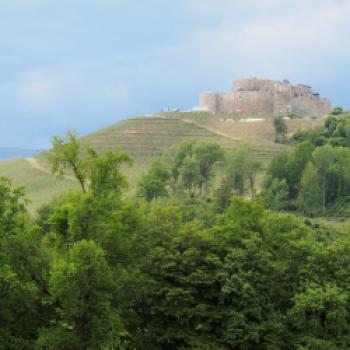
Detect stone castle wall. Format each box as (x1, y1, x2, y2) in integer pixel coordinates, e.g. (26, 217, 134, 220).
(199, 78, 331, 117)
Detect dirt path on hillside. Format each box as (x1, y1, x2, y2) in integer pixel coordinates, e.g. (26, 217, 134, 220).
(26, 158, 77, 182)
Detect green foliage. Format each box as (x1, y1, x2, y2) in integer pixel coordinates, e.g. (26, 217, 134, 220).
(330, 106, 344, 116)
(226, 145, 263, 199)
(261, 177, 289, 211)
(44, 131, 87, 192)
(263, 139, 350, 216)
(3, 126, 350, 349)
(84, 147, 132, 197)
(45, 130, 132, 195)
(138, 161, 171, 200)
(179, 156, 201, 193)
(213, 177, 234, 211)
(299, 162, 322, 215)
(265, 141, 314, 202)
(288, 283, 349, 349)
(1, 173, 350, 349)
(0, 177, 45, 349)
(38, 240, 123, 349)
(156, 140, 224, 197)
(273, 116, 288, 143)
(0, 177, 28, 233)
(193, 141, 224, 190)
(313, 145, 335, 212)
(294, 108, 350, 147)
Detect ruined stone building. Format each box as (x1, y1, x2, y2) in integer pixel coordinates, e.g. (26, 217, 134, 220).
(198, 78, 331, 117)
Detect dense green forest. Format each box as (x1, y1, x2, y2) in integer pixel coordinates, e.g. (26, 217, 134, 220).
(2, 110, 350, 349)
(266, 108, 350, 217)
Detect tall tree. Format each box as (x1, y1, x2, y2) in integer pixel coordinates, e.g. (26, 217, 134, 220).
(299, 162, 322, 215)
(0, 177, 46, 349)
(245, 152, 262, 199)
(313, 145, 335, 213)
(45, 131, 132, 196)
(227, 146, 247, 196)
(192, 141, 224, 191)
(262, 178, 289, 211)
(162, 140, 224, 195)
(227, 145, 262, 199)
(179, 156, 201, 194)
(45, 131, 87, 192)
(288, 283, 348, 349)
(84, 146, 132, 197)
(334, 148, 350, 198)
(138, 160, 170, 201)
(273, 117, 288, 143)
(38, 240, 123, 349)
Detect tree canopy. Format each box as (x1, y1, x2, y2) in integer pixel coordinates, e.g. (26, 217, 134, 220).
(2, 122, 350, 349)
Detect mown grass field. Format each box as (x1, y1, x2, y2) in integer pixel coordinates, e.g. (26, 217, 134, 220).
(0, 113, 323, 212)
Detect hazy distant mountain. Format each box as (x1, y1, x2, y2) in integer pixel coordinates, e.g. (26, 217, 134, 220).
(0, 147, 40, 160)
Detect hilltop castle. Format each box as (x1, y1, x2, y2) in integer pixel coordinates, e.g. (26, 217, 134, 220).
(198, 77, 331, 117)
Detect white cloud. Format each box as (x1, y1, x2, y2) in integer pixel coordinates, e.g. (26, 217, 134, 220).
(184, 0, 350, 82)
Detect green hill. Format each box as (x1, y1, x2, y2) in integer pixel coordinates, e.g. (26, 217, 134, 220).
(0, 158, 77, 211)
(0, 113, 318, 212)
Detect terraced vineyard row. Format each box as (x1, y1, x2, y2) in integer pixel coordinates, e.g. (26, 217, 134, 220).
(83, 117, 231, 167)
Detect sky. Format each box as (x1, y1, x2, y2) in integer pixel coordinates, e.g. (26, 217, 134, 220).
(0, 0, 350, 148)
